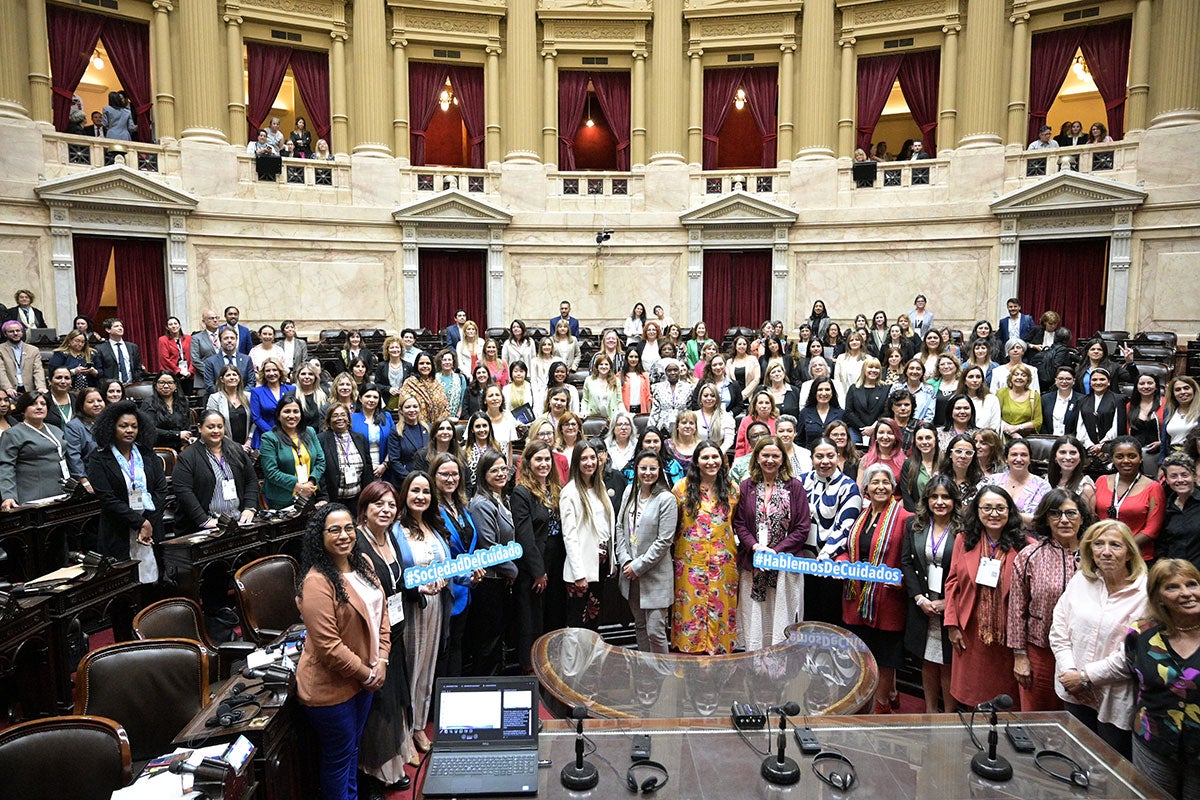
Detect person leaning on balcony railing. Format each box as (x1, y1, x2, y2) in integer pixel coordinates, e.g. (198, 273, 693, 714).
(314, 139, 334, 161)
(1028, 125, 1060, 151)
(247, 129, 283, 181)
(1088, 122, 1114, 144)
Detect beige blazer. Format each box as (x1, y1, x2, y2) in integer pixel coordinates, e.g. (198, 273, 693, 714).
(0, 342, 46, 393)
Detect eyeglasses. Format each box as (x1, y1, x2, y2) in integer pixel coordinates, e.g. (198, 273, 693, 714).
(979, 506, 1008, 516)
(950, 449, 975, 457)
(1047, 509, 1081, 520)
(436, 472, 460, 481)
(323, 524, 356, 535)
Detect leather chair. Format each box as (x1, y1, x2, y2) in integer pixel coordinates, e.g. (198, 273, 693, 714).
(74, 638, 209, 764)
(0, 715, 132, 800)
(123, 381, 155, 405)
(1133, 361, 1172, 387)
(154, 447, 177, 479)
(1023, 434, 1058, 477)
(234, 555, 301, 645)
(581, 417, 610, 440)
(133, 597, 254, 684)
(1135, 330, 1178, 350)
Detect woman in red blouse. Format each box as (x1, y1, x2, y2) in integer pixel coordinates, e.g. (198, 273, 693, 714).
(1095, 436, 1166, 561)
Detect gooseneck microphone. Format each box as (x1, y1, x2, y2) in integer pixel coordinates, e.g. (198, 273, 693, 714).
(970, 693, 1014, 781)
(168, 756, 230, 783)
(761, 700, 801, 785)
(560, 705, 600, 791)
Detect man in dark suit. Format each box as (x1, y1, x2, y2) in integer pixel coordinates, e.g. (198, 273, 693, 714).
(908, 140, 932, 160)
(82, 111, 104, 138)
(443, 308, 467, 349)
(220, 306, 253, 355)
(93, 318, 144, 384)
(1040, 366, 1086, 436)
(549, 300, 581, 338)
(202, 327, 255, 393)
(996, 298, 1035, 345)
(190, 308, 224, 363)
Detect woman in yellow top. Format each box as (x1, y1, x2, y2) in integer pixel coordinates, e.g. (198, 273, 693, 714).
(671, 440, 740, 654)
(261, 393, 327, 508)
(995, 364, 1043, 440)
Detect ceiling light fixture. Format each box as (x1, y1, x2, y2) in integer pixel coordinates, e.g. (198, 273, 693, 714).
(734, 88, 747, 111)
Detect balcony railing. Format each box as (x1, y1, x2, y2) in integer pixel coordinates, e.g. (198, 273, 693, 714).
(690, 168, 790, 202)
(1005, 140, 1138, 184)
(409, 167, 495, 195)
(840, 158, 949, 190)
(43, 133, 176, 176)
(235, 154, 350, 189)
(550, 171, 643, 199)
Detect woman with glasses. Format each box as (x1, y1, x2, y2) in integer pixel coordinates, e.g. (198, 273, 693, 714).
(1050, 520, 1148, 759)
(466, 451, 519, 676)
(944, 486, 1024, 709)
(430, 454, 480, 678)
(939, 433, 985, 508)
(1007, 490, 1093, 711)
(146, 371, 197, 449)
(318, 404, 371, 516)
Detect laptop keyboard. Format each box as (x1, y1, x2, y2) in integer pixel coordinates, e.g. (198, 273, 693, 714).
(429, 753, 537, 777)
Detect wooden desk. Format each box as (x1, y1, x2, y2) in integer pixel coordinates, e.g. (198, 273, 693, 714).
(0, 595, 54, 719)
(0, 508, 39, 583)
(174, 673, 318, 800)
(417, 713, 1170, 799)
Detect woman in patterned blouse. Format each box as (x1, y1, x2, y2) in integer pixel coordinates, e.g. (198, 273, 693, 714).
(1126, 558, 1200, 799)
(802, 438, 864, 626)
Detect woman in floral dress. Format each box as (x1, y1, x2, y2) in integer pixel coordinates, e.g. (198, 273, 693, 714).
(671, 441, 740, 654)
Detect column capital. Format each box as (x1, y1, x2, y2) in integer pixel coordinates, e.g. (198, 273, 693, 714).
(633, 49, 648, 61)
(390, 35, 408, 48)
(1008, 11, 1029, 25)
(486, 45, 503, 57)
(541, 48, 557, 59)
(687, 48, 703, 59)
(223, 13, 242, 25)
(942, 23, 962, 35)
(780, 43, 797, 54)
(838, 37, 856, 48)
(331, 30, 348, 43)
(153, 0, 174, 12)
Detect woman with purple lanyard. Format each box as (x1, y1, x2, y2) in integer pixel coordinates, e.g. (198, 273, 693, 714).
(429, 453, 482, 678)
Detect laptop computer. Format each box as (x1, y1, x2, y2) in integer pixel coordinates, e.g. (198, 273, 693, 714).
(422, 676, 541, 797)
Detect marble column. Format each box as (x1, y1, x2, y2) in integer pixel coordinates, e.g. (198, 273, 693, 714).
(957, 0, 1004, 147)
(796, 0, 835, 159)
(330, 31, 348, 155)
(777, 42, 795, 164)
(48, 205, 76, 329)
(165, 213, 190, 323)
(1125, 0, 1152, 134)
(177, 0, 227, 142)
(938, 23, 959, 152)
(487, 231, 504, 329)
(485, 45, 501, 165)
(0, 0, 30, 119)
(686, 48, 703, 166)
(351, 0, 392, 156)
(836, 38, 855, 157)
(392, 34, 410, 162)
(402, 230, 420, 327)
(631, 49, 647, 167)
(223, 8, 245, 147)
(770, 228, 789, 324)
(649, 0, 685, 163)
(1105, 210, 1135, 329)
(152, 1, 177, 141)
(1148, 0, 1200, 128)
(1005, 6, 1030, 147)
(687, 231, 703, 325)
(26, 0, 51, 124)
(504, 0, 540, 162)
(997, 221, 1019, 321)
(542, 49, 558, 165)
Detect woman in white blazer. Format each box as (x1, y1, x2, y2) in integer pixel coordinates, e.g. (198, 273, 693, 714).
(560, 441, 615, 630)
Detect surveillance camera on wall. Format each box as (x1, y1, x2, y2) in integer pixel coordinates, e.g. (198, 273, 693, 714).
(595, 230, 614, 245)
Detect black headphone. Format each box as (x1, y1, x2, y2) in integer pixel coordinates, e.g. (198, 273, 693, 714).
(204, 697, 263, 728)
(1035, 749, 1090, 788)
(626, 760, 669, 794)
(811, 750, 857, 790)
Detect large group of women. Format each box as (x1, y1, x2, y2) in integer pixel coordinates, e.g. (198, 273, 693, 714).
(3, 297, 1200, 800)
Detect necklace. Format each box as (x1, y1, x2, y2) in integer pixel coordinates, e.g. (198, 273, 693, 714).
(1175, 623, 1200, 633)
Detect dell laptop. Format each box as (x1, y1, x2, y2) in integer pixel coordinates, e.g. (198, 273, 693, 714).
(422, 675, 541, 797)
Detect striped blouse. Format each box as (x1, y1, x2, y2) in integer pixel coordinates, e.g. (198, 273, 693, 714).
(801, 469, 863, 560)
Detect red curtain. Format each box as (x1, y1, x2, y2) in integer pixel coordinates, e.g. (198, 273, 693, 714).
(73, 236, 115, 321)
(46, 4, 105, 133)
(557, 71, 591, 170)
(409, 62, 450, 166)
(290, 48, 332, 144)
(1080, 19, 1132, 141)
(1027, 27, 1085, 144)
(703, 250, 771, 339)
(855, 54, 904, 152)
(419, 250, 486, 333)
(245, 42, 293, 136)
(743, 66, 779, 168)
(447, 66, 485, 168)
(112, 239, 167, 371)
(702, 68, 745, 169)
(1018, 239, 1108, 344)
(591, 71, 631, 171)
(99, 17, 154, 143)
(897, 50, 940, 155)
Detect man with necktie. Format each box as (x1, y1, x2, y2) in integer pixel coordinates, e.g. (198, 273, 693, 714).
(191, 308, 224, 363)
(93, 318, 144, 384)
(202, 327, 254, 393)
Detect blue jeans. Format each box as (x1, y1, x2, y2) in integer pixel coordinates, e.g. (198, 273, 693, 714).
(304, 690, 374, 800)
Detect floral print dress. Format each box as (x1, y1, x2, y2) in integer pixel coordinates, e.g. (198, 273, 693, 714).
(671, 480, 740, 654)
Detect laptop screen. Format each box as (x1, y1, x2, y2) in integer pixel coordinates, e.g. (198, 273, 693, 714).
(435, 678, 537, 746)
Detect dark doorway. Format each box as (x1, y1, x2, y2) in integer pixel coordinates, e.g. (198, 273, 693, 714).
(419, 249, 487, 335)
(1018, 238, 1108, 342)
(703, 249, 772, 340)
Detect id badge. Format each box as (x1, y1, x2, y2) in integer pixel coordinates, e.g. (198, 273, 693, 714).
(976, 557, 1001, 588)
(129, 492, 144, 511)
(296, 463, 309, 484)
(221, 479, 239, 501)
(59, 460, 69, 480)
(927, 564, 944, 594)
(387, 593, 405, 626)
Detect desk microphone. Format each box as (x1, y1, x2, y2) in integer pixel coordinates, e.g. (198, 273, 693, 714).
(168, 756, 229, 782)
(761, 700, 801, 785)
(970, 693, 1014, 782)
(560, 705, 599, 791)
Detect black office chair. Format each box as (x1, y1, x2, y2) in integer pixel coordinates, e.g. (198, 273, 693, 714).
(133, 597, 253, 684)
(0, 715, 132, 800)
(234, 555, 301, 645)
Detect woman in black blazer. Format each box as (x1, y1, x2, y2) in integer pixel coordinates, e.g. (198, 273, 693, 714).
(899, 474, 962, 713)
(87, 400, 169, 584)
(1076, 367, 1127, 460)
(318, 403, 372, 515)
(844, 358, 890, 442)
(510, 440, 560, 673)
(173, 409, 259, 533)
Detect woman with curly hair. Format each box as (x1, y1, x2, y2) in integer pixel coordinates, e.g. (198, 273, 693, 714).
(296, 502, 391, 800)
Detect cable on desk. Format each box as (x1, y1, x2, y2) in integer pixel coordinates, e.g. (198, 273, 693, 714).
(731, 718, 772, 757)
(956, 708, 984, 751)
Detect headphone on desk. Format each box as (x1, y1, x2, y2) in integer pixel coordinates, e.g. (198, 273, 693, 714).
(626, 760, 669, 794)
(1035, 749, 1090, 788)
(811, 750, 857, 790)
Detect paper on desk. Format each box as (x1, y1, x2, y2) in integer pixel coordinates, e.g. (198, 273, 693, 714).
(112, 744, 227, 798)
(25, 564, 85, 586)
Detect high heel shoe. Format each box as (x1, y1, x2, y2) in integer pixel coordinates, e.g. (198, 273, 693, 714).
(413, 729, 432, 752)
